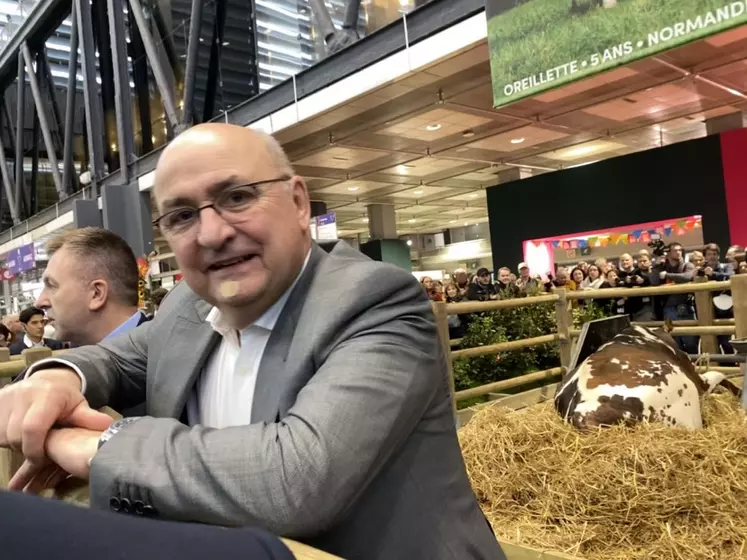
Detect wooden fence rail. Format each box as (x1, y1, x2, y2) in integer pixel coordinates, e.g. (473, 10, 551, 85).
(435, 276, 747, 408)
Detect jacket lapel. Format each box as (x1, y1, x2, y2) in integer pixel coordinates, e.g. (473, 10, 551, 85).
(251, 244, 325, 423)
(149, 295, 220, 419)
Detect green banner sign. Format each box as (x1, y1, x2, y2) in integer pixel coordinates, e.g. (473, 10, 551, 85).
(487, 0, 747, 108)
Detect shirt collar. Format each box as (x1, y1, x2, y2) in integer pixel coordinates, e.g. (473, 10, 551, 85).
(23, 334, 44, 348)
(207, 249, 311, 337)
(106, 311, 143, 340)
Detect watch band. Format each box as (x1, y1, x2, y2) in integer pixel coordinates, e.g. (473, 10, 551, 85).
(98, 417, 142, 449)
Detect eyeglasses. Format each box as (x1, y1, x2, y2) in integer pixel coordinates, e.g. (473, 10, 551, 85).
(153, 176, 291, 237)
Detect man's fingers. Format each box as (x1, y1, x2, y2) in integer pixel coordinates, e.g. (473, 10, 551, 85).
(21, 395, 63, 464)
(8, 459, 44, 491)
(22, 463, 63, 495)
(64, 403, 114, 431)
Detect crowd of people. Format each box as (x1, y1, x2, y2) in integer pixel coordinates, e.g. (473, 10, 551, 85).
(422, 242, 744, 355)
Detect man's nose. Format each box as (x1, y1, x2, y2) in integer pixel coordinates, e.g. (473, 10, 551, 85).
(35, 290, 49, 310)
(195, 207, 237, 249)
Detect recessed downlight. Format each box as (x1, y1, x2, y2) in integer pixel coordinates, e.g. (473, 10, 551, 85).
(425, 124, 442, 131)
(510, 137, 525, 144)
(347, 186, 359, 192)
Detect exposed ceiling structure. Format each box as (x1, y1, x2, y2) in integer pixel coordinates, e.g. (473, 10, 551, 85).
(272, 24, 747, 239)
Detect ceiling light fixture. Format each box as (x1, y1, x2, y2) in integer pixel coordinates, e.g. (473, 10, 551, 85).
(408, 218, 416, 223)
(425, 124, 442, 131)
(449, 220, 456, 223)
(222, 41, 230, 46)
(469, 193, 479, 198)
(347, 186, 359, 192)
(462, 130, 475, 138)
(566, 145, 597, 157)
(510, 137, 525, 144)
(406, 239, 413, 246)
(396, 165, 411, 174)
(413, 189, 424, 195)
(464, 222, 469, 226)
(363, 217, 369, 223)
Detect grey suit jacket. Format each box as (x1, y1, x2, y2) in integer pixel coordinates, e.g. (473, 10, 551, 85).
(48, 241, 503, 560)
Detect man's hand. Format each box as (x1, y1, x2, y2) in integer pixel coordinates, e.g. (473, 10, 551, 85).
(9, 427, 102, 493)
(704, 266, 714, 277)
(0, 368, 112, 467)
(636, 276, 644, 285)
(659, 271, 667, 280)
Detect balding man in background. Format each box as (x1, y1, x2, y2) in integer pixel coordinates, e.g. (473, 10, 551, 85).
(0, 124, 503, 560)
(35, 228, 149, 347)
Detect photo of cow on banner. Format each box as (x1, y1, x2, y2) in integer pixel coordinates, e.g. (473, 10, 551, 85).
(485, 0, 747, 107)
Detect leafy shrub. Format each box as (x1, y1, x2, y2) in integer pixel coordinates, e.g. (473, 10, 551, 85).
(453, 299, 611, 392)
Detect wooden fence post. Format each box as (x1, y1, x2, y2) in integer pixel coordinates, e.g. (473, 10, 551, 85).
(694, 290, 718, 354)
(731, 274, 747, 340)
(554, 288, 572, 370)
(433, 301, 457, 417)
(22, 347, 52, 367)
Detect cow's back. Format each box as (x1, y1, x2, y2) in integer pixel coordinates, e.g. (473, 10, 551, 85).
(555, 335, 704, 430)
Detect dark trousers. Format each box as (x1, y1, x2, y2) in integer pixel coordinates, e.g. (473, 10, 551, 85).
(0, 491, 294, 560)
(663, 305, 698, 354)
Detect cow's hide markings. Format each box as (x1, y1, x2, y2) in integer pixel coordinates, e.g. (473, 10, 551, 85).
(554, 325, 727, 431)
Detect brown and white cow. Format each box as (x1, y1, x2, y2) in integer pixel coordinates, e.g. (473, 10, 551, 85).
(554, 325, 740, 430)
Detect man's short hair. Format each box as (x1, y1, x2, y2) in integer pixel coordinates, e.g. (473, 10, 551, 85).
(47, 227, 139, 307)
(151, 287, 169, 307)
(704, 243, 720, 255)
(19, 306, 44, 324)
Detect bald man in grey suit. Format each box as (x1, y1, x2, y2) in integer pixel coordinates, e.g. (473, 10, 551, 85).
(0, 124, 503, 560)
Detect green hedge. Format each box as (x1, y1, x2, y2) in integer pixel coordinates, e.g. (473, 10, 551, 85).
(452, 299, 609, 394)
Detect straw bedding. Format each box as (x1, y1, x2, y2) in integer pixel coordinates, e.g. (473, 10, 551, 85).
(459, 393, 747, 560)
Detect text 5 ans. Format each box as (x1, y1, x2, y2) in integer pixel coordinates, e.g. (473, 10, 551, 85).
(590, 41, 633, 66)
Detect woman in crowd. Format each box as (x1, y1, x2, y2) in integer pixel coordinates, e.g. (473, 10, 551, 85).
(582, 264, 604, 289)
(444, 283, 465, 339)
(600, 269, 619, 289)
(420, 276, 433, 293)
(569, 267, 585, 290)
(689, 250, 705, 269)
(431, 280, 445, 302)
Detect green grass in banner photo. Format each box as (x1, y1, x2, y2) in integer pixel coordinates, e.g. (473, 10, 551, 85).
(488, 0, 747, 108)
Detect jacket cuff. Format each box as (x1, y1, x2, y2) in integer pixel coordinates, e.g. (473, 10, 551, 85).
(24, 358, 87, 395)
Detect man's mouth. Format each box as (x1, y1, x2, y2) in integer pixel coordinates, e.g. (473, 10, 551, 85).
(207, 254, 257, 271)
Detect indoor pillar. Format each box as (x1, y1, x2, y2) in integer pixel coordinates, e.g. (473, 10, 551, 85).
(362, 203, 409, 271)
(72, 199, 102, 228)
(706, 112, 745, 136)
(497, 167, 532, 184)
(367, 203, 397, 240)
(101, 183, 154, 257)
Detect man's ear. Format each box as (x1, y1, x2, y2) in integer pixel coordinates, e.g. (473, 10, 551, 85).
(89, 279, 109, 312)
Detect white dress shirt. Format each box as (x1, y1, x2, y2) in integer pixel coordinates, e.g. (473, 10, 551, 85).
(186, 253, 309, 427)
(185, 290, 289, 428)
(23, 334, 46, 348)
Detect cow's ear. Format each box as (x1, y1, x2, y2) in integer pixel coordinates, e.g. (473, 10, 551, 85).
(663, 318, 674, 333)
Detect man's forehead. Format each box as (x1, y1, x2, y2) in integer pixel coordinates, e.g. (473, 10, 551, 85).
(154, 171, 245, 205)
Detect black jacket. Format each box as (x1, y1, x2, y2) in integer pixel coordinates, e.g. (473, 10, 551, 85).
(9, 337, 64, 356)
(467, 281, 497, 301)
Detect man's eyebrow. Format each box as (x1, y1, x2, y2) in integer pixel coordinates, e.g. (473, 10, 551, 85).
(159, 176, 243, 210)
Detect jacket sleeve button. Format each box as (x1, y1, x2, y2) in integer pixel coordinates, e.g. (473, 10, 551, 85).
(120, 498, 132, 514)
(134, 500, 145, 515)
(109, 497, 121, 512)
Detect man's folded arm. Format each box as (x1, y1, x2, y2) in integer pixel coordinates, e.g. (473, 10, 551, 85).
(89, 274, 447, 537)
(25, 321, 151, 411)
